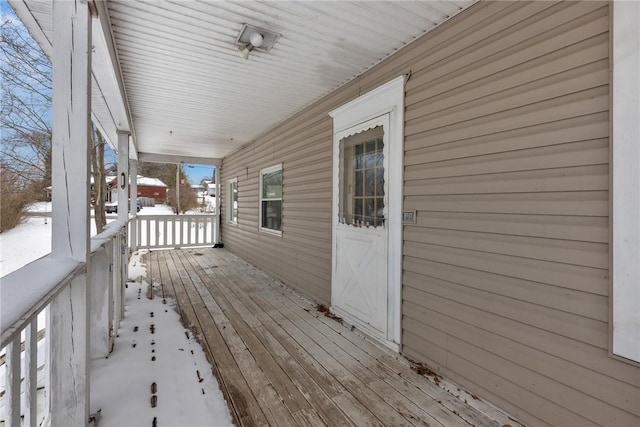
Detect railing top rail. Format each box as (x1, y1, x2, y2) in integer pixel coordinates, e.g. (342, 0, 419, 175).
(1, 255, 83, 347)
(1, 219, 130, 347)
(136, 214, 216, 220)
(91, 219, 128, 253)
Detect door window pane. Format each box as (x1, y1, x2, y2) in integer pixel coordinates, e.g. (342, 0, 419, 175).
(365, 169, 376, 197)
(338, 126, 385, 227)
(355, 170, 363, 197)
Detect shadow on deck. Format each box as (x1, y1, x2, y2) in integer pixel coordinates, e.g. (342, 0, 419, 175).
(147, 248, 512, 427)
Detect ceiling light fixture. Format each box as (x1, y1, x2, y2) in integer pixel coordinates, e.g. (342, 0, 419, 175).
(238, 32, 264, 60)
(236, 24, 280, 60)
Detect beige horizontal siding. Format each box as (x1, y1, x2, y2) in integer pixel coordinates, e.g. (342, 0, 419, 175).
(402, 1, 639, 426)
(220, 111, 337, 302)
(221, 1, 639, 426)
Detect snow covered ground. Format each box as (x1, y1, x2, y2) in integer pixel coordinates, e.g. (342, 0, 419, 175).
(0, 216, 52, 277)
(0, 207, 234, 426)
(1, 204, 177, 277)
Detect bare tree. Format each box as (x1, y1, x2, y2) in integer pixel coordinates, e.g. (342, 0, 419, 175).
(91, 128, 107, 233)
(1, 17, 52, 190)
(2, 14, 111, 232)
(138, 161, 172, 182)
(165, 164, 198, 214)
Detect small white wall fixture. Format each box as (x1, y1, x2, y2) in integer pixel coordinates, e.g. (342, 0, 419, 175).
(329, 76, 405, 350)
(612, 0, 640, 363)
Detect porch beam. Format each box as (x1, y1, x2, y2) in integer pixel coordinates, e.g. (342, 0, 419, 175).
(138, 152, 222, 167)
(92, 1, 137, 154)
(49, 0, 92, 425)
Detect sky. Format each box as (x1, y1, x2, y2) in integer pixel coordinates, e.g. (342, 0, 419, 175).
(184, 164, 216, 184)
(0, 0, 12, 18)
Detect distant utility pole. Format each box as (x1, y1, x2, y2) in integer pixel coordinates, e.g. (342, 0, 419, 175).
(176, 164, 180, 215)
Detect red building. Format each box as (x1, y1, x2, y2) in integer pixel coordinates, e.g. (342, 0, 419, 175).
(108, 175, 167, 203)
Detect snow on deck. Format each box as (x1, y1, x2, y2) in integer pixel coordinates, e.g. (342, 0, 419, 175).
(90, 251, 233, 426)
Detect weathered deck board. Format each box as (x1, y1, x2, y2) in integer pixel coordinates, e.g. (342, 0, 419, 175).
(176, 250, 358, 427)
(148, 248, 506, 427)
(155, 250, 269, 426)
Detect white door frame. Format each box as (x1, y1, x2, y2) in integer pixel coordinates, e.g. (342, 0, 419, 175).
(329, 76, 405, 350)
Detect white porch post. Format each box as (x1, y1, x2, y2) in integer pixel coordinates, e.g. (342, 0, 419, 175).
(214, 165, 221, 245)
(116, 131, 129, 320)
(129, 159, 138, 253)
(49, 0, 92, 425)
(117, 131, 130, 223)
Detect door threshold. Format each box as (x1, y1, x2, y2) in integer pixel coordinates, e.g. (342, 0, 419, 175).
(330, 305, 400, 353)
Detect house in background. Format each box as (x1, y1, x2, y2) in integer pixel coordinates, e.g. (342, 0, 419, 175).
(191, 183, 205, 195)
(203, 180, 217, 197)
(107, 175, 167, 204)
(3, 1, 639, 426)
(89, 175, 113, 203)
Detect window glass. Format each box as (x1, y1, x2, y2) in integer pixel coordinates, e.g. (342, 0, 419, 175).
(338, 126, 385, 227)
(261, 200, 282, 231)
(227, 179, 237, 223)
(260, 166, 282, 232)
(262, 170, 282, 198)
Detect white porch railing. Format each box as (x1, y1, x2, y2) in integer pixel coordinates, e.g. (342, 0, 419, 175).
(132, 214, 218, 249)
(0, 220, 129, 427)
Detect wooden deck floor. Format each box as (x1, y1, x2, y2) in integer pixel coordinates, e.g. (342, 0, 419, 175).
(147, 248, 510, 427)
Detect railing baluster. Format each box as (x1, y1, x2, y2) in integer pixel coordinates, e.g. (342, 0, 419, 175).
(214, 216, 217, 244)
(174, 217, 178, 248)
(146, 218, 151, 249)
(25, 320, 38, 427)
(154, 219, 162, 247)
(5, 335, 21, 427)
(203, 217, 208, 244)
(164, 217, 168, 247)
(113, 232, 122, 333)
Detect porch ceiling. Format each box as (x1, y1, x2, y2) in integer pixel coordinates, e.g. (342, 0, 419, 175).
(12, 0, 475, 164)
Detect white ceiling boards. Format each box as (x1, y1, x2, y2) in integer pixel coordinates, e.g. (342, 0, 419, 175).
(10, 0, 475, 163)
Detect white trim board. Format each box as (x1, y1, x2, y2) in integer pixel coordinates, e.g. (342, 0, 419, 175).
(329, 75, 404, 349)
(612, 0, 640, 363)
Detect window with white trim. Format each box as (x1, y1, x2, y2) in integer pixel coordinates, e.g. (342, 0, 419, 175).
(259, 164, 282, 233)
(227, 178, 237, 224)
(612, 0, 640, 363)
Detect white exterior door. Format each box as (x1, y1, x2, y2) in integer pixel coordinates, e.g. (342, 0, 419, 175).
(330, 76, 405, 350)
(332, 115, 390, 341)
